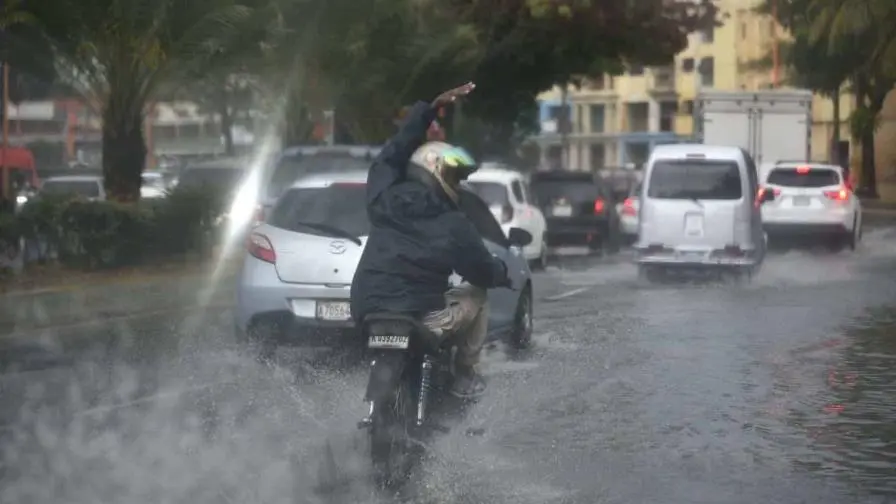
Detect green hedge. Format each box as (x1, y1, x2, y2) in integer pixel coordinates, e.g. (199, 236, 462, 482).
(0, 186, 231, 271)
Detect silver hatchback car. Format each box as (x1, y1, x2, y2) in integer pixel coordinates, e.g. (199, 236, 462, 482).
(234, 169, 535, 349)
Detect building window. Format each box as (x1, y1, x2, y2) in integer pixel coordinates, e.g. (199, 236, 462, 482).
(741, 22, 747, 38)
(700, 28, 714, 43)
(680, 100, 694, 115)
(548, 105, 571, 133)
(699, 57, 714, 87)
(629, 64, 644, 76)
(659, 102, 677, 132)
(626, 102, 649, 132)
(682, 58, 695, 72)
(590, 143, 605, 171)
(589, 104, 605, 133)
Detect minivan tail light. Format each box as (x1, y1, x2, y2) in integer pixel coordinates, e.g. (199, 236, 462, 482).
(823, 188, 848, 201)
(593, 198, 605, 213)
(621, 197, 636, 216)
(500, 204, 514, 223)
(248, 232, 276, 263)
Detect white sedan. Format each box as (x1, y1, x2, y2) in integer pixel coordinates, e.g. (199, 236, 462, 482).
(759, 162, 862, 250)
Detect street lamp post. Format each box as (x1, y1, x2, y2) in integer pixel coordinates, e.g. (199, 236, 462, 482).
(2, 62, 9, 201)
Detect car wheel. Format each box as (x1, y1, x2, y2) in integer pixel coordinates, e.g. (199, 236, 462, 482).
(509, 286, 533, 349)
(847, 214, 860, 250)
(638, 265, 663, 283)
(530, 239, 548, 270)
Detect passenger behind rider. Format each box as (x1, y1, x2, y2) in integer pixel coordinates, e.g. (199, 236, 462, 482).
(350, 82, 512, 399)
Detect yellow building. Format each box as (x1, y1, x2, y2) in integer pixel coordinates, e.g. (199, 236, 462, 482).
(532, 0, 796, 171)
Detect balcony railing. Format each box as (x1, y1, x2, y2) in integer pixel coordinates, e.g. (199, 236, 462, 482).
(649, 67, 676, 92)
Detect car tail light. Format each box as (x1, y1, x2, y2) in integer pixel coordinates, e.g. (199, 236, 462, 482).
(823, 188, 849, 201)
(248, 232, 276, 263)
(593, 198, 605, 214)
(500, 204, 514, 223)
(755, 186, 781, 207)
(621, 197, 637, 216)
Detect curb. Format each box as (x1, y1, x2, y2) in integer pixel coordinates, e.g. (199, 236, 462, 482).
(1, 301, 234, 339)
(2, 261, 241, 299)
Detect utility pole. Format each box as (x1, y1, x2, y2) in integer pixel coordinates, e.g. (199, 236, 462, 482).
(560, 82, 569, 169)
(771, 0, 780, 87)
(2, 62, 9, 201)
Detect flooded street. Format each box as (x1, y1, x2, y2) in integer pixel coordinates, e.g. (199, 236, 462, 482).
(3, 228, 896, 503)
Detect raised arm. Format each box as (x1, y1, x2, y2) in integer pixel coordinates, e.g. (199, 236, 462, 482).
(366, 82, 476, 205)
(366, 102, 437, 204)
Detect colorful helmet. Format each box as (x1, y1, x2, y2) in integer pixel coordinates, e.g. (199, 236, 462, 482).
(409, 142, 477, 202)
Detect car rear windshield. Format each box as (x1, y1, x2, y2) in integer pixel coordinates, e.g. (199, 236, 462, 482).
(647, 160, 742, 200)
(531, 179, 601, 204)
(41, 180, 99, 198)
(267, 155, 370, 199)
(268, 183, 370, 237)
(465, 181, 510, 206)
(767, 168, 840, 187)
(178, 166, 245, 192)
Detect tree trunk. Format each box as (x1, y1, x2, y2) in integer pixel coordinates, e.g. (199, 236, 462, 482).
(830, 88, 840, 159)
(102, 105, 145, 202)
(217, 85, 235, 156)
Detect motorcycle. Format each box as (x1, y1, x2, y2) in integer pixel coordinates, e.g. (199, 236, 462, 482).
(356, 312, 459, 488)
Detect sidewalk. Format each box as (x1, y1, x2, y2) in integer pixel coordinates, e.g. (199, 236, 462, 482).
(1, 257, 241, 337)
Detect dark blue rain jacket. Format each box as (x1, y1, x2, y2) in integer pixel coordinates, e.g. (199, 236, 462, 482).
(350, 101, 507, 324)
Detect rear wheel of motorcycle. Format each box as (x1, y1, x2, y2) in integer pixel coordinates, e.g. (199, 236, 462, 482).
(370, 379, 416, 489)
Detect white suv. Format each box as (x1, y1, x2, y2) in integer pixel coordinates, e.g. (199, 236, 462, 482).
(464, 163, 549, 269)
(759, 162, 862, 250)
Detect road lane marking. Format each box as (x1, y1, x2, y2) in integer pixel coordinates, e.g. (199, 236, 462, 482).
(543, 287, 591, 301)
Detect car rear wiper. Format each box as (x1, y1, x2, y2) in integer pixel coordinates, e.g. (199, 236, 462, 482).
(294, 221, 362, 246)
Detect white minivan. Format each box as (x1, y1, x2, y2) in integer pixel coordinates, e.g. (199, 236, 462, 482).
(635, 144, 768, 279)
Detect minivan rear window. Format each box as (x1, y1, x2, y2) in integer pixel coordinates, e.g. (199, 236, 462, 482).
(647, 161, 742, 200)
(465, 181, 510, 206)
(268, 183, 369, 237)
(767, 168, 840, 188)
(531, 180, 601, 204)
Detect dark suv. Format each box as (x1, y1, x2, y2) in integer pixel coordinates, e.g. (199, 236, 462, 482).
(530, 171, 621, 253)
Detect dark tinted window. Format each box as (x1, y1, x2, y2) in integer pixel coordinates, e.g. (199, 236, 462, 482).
(41, 180, 100, 198)
(268, 183, 369, 237)
(531, 179, 601, 205)
(465, 181, 510, 206)
(647, 161, 742, 200)
(767, 168, 840, 188)
(179, 166, 245, 193)
(267, 155, 370, 199)
(510, 181, 524, 202)
(457, 189, 507, 246)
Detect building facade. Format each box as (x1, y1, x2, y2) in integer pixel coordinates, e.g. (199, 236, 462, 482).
(532, 0, 788, 172)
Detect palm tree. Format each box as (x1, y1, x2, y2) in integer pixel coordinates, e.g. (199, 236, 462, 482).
(807, 0, 896, 196)
(3, 0, 280, 201)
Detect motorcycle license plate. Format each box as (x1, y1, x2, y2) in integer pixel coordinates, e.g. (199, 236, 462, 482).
(368, 335, 410, 349)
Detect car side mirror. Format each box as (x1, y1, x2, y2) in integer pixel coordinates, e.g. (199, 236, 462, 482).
(508, 227, 533, 247)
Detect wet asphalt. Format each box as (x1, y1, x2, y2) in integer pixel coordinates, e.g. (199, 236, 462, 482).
(3, 228, 896, 503)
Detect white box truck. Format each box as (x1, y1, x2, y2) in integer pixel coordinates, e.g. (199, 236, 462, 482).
(696, 89, 812, 166)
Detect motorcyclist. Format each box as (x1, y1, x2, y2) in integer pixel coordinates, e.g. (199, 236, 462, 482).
(350, 82, 511, 399)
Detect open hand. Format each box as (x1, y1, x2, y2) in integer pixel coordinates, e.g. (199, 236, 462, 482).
(432, 82, 475, 107)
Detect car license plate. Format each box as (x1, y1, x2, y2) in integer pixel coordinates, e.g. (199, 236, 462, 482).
(368, 335, 410, 349)
(684, 213, 704, 237)
(315, 301, 351, 321)
(552, 204, 572, 217)
(792, 196, 810, 206)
